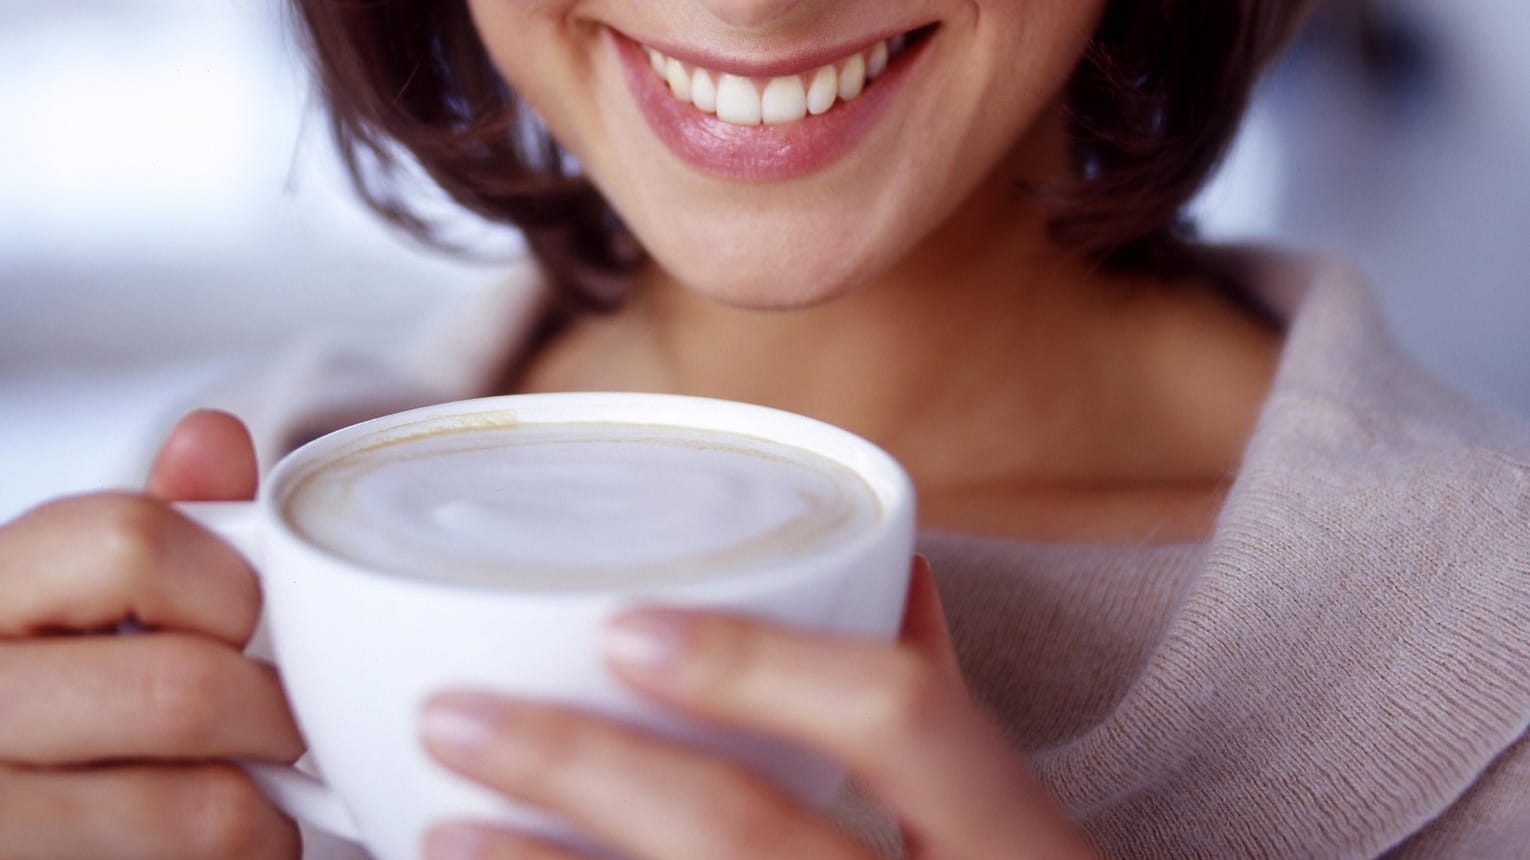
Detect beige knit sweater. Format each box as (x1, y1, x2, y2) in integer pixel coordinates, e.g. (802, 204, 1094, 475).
(200, 252, 1530, 859)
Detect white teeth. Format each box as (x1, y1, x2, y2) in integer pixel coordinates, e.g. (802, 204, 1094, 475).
(640, 33, 910, 126)
(761, 75, 807, 125)
(691, 68, 717, 113)
(838, 53, 866, 101)
(665, 57, 692, 102)
(715, 73, 762, 125)
(867, 40, 889, 79)
(807, 66, 837, 115)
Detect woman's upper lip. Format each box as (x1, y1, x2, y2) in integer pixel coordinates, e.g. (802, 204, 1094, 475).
(618, 24, 932, 79)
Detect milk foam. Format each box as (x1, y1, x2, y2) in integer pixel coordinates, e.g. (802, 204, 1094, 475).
(283, 422, 881, 589)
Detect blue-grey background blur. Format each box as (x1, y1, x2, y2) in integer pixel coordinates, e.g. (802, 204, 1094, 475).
(3, 0, 1528, 521)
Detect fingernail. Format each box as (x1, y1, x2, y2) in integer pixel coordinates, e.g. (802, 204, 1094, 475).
(420, 694, 503, 753)
(424, 821, 488, 860)
(603, 610, 693, 674)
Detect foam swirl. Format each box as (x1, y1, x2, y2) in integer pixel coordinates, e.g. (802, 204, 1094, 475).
(283, 423, 881, 590)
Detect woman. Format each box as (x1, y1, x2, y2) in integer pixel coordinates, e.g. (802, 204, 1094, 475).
(2, 1, 1526, 858)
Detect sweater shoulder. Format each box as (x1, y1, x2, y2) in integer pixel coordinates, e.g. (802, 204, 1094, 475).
(1382, 725, 1530, 859)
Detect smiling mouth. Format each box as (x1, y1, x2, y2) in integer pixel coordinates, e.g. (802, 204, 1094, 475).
(640, 26, 936, 127)
(612, 24, 936, 181)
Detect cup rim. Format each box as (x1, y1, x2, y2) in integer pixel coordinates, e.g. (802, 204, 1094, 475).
(256, 392, 916, 599)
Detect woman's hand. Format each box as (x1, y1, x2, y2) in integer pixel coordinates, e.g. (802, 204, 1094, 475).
(421, 558, 1098, 860)
(0, 411, 304, 860)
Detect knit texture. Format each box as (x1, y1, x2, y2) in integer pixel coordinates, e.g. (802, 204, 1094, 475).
(198, 253, 1530, 859)
(842, 256, 1530, 858)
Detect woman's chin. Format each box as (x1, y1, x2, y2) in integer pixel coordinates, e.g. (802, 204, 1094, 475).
(642, 240, 886, 312)
(669, 263, 864, 311)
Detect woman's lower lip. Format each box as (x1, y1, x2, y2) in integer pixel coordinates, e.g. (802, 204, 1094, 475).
(611, 30, 927, 182)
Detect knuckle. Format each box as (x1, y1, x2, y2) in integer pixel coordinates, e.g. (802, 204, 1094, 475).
(141, 640, 227, 749)
(709, 773, 798, 855)
(690, 619, 756, 693)
(5, 492, 97, 528)
(0, 493, 184, 637)
(0, 766, 19, 819)
(515, 708, 590, 775)
(862, 652, 943, 745)
(183, 764, 270, 857)
(93, 494, 172, 588)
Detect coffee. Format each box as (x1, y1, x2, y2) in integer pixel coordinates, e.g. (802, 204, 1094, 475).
(282, 420, 882, 590)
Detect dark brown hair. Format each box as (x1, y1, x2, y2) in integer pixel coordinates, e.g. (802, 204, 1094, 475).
(288, 1, 1311, 303)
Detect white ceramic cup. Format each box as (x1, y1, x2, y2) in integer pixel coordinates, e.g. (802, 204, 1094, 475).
(180, 392, 916, 860)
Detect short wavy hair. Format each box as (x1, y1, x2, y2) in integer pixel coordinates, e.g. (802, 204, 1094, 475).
(289, 1, 1312, 304)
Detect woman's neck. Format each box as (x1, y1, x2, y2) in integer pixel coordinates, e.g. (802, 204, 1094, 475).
(515, 165, 1282, 543)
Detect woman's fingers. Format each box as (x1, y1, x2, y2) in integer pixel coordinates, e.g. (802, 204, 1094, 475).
(601, 558, 983, 805)
(896, 556, 962, 678)
(601, 558, 1087, 854)
(425, 824, 583, 860)
(0, 761, 300, 860)
(0, 493, 260, 643)
(421, 694, 869, 860)
(425, 823, 582, 860)
(0, 411, 296, 859)
(420, 560, 1094, 859)
(0, 632, 303, 766)
(145, 410, 259, 503)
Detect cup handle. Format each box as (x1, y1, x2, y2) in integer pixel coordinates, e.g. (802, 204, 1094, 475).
(173, 502, 365, 843)
(174, 500, 262, 565)
(237, 760, 364, 842)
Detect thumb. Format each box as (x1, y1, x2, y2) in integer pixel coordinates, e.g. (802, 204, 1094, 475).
(145, 410, 259, 502)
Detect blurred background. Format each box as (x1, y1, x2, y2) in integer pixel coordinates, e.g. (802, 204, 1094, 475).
(2, 0, 1528, 521)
